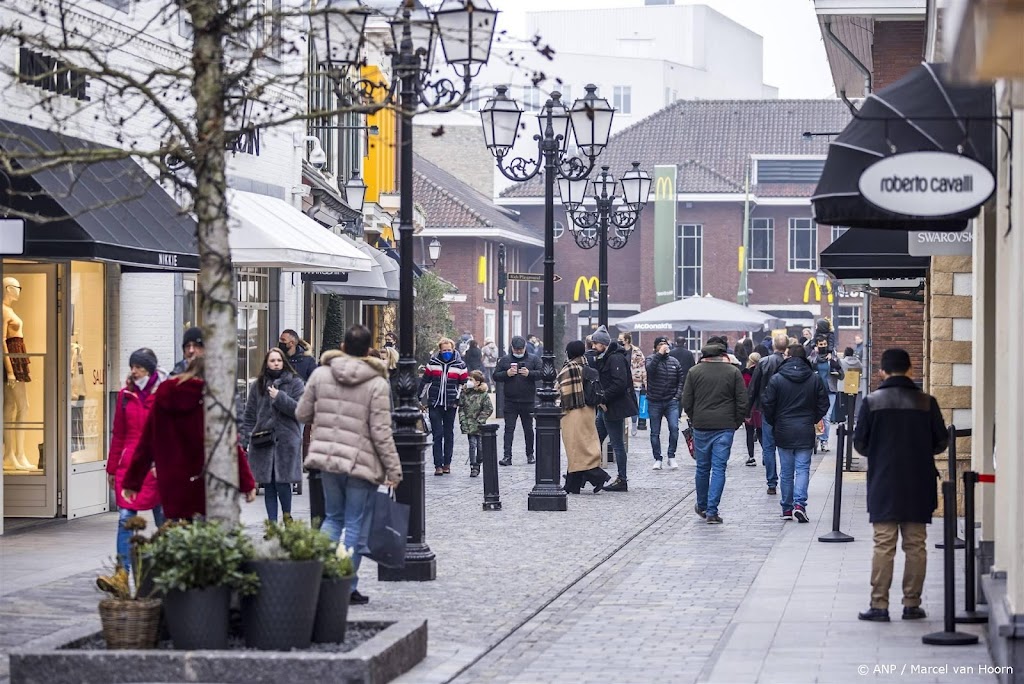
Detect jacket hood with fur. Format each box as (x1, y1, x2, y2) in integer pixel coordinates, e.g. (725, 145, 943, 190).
(320, 350, 389, 385)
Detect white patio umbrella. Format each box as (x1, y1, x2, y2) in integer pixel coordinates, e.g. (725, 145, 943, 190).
(615, 295, 785, 333)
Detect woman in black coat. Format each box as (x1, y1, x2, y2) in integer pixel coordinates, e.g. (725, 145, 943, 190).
(464, 339, 484, 373)
(239, 348, 305, 521)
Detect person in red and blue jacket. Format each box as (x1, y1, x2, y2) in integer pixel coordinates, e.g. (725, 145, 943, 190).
(419, 337, 468, 476)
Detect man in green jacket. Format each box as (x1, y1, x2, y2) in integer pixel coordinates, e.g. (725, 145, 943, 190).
(682, 337, 748, 524)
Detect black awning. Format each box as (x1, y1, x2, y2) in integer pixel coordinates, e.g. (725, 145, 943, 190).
(812, 63, 995, 231)
(0, 120, 198, 271)
(820, 228, 929, 280)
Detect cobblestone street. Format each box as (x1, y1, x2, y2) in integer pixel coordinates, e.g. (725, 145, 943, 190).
(0, 422, 995, 683)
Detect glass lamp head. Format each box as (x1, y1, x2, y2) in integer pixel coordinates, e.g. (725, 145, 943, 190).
(569, 84, 614, 159)
(313, 0, 370, 69)
(434, 0, 498, 78)
(480, 85, 523, 157)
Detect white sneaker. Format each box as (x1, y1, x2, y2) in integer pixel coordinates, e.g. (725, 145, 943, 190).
(652, 460, 663, 470)
(667, 458, 679, 469)
(630, 425, 638, 437)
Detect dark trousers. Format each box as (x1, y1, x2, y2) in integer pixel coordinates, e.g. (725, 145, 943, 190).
(429, 406, 457, 467)
(744, 422, 761, 460)
(503, 401, 535, 460)
(596, 410, 627, 481)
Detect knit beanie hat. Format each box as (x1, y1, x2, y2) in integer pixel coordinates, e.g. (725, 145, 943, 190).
(129, 348, 158, 375)
(591, 326, 612, 346)
(565, 340, 586, 359)
(181, 326, 204, 349)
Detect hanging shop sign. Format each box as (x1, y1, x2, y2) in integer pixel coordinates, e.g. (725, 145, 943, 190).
(858, 151, 995, 218)
(907, 225, 974, 256)
(0, 218, 26, 255)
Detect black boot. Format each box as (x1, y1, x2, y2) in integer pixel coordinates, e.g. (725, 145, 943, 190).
(563, 472, 582, 494)
(603, 477, 628, 492)
(585, 468, 612, 493)
(498, 456, 512, 466)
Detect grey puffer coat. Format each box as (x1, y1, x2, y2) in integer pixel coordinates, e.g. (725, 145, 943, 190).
(295, 350, 402, 486)
(239, 372, 305, 484)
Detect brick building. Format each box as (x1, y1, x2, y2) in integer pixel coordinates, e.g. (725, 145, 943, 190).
(499, 99, 854, 352)
(411, 155, 543, 346)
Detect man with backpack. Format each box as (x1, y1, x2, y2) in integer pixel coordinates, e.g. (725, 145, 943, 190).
(646, 336, 685, 470)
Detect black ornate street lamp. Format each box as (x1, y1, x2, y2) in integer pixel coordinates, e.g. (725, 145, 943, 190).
(313, 0, 498, 580)
(560, 163, 651, 328)
(480, 84, 614, 511)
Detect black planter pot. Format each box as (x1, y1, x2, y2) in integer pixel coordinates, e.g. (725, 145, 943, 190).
(241, 560, 323, 650)
(162, 586, 231, 650)
(312, 576, 353, 644)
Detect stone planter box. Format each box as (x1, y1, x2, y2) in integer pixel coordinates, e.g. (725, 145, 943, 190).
(9, 618, 426, 684)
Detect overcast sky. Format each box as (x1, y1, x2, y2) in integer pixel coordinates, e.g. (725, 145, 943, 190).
(489, 0, 837, 99)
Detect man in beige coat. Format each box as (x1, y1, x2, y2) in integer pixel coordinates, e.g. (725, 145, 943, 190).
(296, 324, 402, 605)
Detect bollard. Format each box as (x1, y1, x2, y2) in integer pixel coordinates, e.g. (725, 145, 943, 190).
(843, 394, 857, 472)
(935, 425, 966, 549)
(955, 471, 987, 624)
(308, 468, 325, 529)
(923, 480, 979, 646)
(818, 423, 854, 543)
(480, 424, 501, 511)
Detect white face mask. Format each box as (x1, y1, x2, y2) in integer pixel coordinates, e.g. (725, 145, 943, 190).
(134, 376, 149, 390)
(466, 380, 476, 389)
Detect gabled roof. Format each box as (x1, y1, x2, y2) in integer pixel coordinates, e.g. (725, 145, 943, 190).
(413, 154, 538, 239)
(499, 99, 852, 199)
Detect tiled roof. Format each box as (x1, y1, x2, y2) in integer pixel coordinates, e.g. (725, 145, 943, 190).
(499, 99, 852, 199)
(413, 155, 538, 236)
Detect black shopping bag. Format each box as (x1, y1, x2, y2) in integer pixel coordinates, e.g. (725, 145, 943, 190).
(682, 419, 695, 460)
(365, 488, 409, 569)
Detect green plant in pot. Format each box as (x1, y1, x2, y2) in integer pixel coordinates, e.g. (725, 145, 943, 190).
(241, 518, 328, 650)
(313, 542, 356, 644)
(95, 516, 162, 650)
(148, 519, 258, 650)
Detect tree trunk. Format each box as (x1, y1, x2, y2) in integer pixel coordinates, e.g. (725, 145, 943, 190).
(190, 2, 240, 524)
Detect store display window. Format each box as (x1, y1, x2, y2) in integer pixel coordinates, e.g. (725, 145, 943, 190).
(69, 261, 106, 465)
(3, 270, 47, 474)
(236, 268, 269, 409)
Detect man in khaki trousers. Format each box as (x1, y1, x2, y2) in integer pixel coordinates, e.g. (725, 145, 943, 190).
(853, 349, 949, 622)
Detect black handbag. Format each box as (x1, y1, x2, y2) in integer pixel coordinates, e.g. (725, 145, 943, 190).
(250, 430, 276, 448)
(365, 488, 409, 569)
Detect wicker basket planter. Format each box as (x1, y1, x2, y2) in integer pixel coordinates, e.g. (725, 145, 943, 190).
(98, 598, 162, 650)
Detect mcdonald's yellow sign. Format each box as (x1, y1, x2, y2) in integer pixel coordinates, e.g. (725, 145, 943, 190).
(655, 175, 674, 201)
(574, 276, 600, 302)
(802, 277, 834, 304)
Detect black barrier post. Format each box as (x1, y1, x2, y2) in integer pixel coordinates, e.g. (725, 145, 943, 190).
(956, 470, 987, 624)
(923, 480, 979, 645)
(844, 393, 857, 472)
(936, 425, 966, 549)
(481, 424, 502, 511)
(308, 469, 325, 529)
(818, 423, 854, 543)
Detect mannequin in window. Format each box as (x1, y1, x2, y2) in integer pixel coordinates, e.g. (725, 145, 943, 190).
(3, 277, 33, 470)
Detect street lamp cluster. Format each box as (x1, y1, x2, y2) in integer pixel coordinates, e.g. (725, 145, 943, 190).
(478, 84, 650, 511)
(312, 0, 498, 581)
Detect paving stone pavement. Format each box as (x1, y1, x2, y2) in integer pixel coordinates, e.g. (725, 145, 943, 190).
(0, 418, 999, 684)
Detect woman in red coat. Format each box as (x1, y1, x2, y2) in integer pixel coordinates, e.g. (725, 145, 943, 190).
(123, 356, 257, 520)
(106, 348, 165, 569)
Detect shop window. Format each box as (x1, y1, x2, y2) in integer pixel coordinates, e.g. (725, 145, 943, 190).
(69, 262, 106, 464)
(788, 218, 817, 272)
(675, 223, 703, 297)
(3, 268, 49, 474)
(183, 275, 199, 330)
(236, 268, 270, 409)
(748, 218, 774, 271)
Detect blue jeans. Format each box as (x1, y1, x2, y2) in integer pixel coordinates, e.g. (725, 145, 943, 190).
(117, 505, 165, 570)
(648, 399, 680, 461)
(821, 394, 837, 442)
(262, 473, 293, 522)
(693, 429, 734, 517)
(595, 409, 627, 481)
(320, 473, 376, 591)
(778, 447, 812, 510)
(761, 420, 778, 488)
(429, 406, 458, 468)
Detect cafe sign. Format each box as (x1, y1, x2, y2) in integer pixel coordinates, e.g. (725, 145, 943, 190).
(858, 151, 995, 218)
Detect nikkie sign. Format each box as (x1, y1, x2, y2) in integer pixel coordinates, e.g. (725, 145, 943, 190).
(858, 151, 995, 218)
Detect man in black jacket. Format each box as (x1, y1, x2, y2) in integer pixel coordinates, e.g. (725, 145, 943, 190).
(646, 337, 685, 470)
(493, 336, 543, 465)
(669, 336, 696, 389)
(760, 345, 829, 523)
(591, 326, 636, 491)
(746, 332, 790, 495)
(279, 329, 317, 382)
(853, 349, 948, 623)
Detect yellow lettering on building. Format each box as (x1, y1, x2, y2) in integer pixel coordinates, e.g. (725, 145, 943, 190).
(574, 276, 600, 302)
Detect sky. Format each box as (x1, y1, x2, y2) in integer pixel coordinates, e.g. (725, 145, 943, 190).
(488, 0, 837, 100)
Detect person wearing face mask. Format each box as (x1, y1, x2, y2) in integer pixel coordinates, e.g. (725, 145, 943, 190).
(645, 337, 685, 470)
(493, 336, 543, 466)
(419, 337, 469, 475)
(278, 329, 317, 382)
(240, 348, 306, 522)
(590, 326, 637, 491)
(106, 348, 167, 569)
(459, 370, 493, 477)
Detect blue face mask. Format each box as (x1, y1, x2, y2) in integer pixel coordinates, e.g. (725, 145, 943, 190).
(440, 350, 454, 362)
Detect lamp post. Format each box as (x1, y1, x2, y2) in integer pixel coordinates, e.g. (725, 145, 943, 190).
(496, 242, 506, 415)
(480, 84, 614, 511)
(560, 163, 650, 329)
(313, 0, 498, 581)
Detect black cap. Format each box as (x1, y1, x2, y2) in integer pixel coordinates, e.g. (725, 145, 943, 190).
(653, 336, 669, 349)
(511, 336, 527, 350)
(182, 326, 204, 349)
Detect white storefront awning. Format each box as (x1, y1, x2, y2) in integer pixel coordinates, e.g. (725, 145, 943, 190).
(311, 237, 399, 301)
(227, 189, 373, 272)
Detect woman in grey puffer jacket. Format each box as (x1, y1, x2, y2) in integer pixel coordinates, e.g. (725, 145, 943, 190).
(240, 348, 305, 522)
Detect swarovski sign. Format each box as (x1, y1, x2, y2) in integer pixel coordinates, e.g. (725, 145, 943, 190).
(858, 151, 995, 218)
(908, 225, 974, 256)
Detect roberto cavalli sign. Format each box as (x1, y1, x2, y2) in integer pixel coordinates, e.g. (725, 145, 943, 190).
(858, 151, 995, 218)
